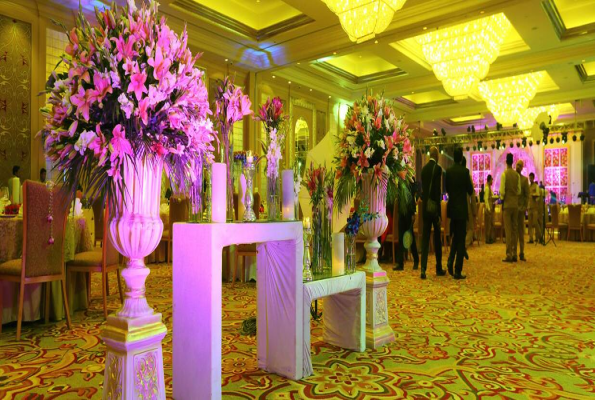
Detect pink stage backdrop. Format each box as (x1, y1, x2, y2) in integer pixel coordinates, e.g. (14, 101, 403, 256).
(492, 149, 537, 195)
(471, 153, 491, 195)
(544, 147, 568, 203)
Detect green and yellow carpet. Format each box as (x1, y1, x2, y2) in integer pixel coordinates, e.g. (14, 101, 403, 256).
(1, 240, 594, 399)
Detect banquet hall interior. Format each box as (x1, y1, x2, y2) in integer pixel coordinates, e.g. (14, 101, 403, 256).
(0, 0, 594, 398)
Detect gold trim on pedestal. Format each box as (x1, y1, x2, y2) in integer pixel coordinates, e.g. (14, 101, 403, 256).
(105, 354, 123, 400)
(364, 270, 395, 349)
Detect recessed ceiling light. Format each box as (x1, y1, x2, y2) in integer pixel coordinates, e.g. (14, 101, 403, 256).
(297, 62, 301, 65)
(225, 58, 228, 62)
(328, 95, 331, 98)
(272, 75, 276, 79)
(423, 26, 427, 30)
(480, 10, 485, 14)
(333, 51, 337, 55)
(288, 81, 291, 84)
(582, 59, 586, 63)
(374, 40, 378, 44)
(411, 91, 415, 94)
(309, 88, 313, 92)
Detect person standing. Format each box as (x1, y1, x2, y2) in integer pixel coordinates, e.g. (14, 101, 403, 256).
(394, 180, 419, 271)
(516, 161, 529, 261)
(40, 168, 47, 183)
(537, 181, 546, 244)
(528, 173, 540, 244)
(445, 147, 474, 280)
(462, 156, 477, 249)
(500, 153, 521, 262)
(420, 146, 446, 280)
(483, 175, 496, 243)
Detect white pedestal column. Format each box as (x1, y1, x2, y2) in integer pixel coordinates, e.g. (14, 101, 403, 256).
(365, 269, 395, 349)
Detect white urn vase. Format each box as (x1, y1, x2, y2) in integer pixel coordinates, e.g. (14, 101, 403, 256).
(102, 155, 167, 400)
(360, 172, 388, 272)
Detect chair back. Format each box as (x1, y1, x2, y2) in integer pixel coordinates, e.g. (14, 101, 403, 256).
(568, 204, 581, 228)
(102, 205, 120, 267)
(550, 204, 560, 228)
(169, 196, 189, 232)
(22, 180, 70, 278)
(253, 192, 261, 219)
(477, 203, 485, 228)
(92, 198, 104, 243)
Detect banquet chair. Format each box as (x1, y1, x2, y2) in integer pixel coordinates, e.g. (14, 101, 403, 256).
(92, 198, 104, 247)
(0, 181, 72, 339)
(567, 204, 583, 241)
(66, 205, 123, 319)
(163, 196, 189, 263)
(383, 200, 400, 264)
(231, 190, 262, 284)
(545, 204, 565, 241)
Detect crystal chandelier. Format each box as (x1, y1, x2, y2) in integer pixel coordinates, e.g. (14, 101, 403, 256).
(517, 104, 559, 130)
(416, 14, 511, 100)
(322, 0, 407, 43)
(478, 71, 544, 126)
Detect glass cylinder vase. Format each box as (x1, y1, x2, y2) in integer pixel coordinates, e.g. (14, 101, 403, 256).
(345, 234, 356, 274)
(312, 203, 323, 274)
(267, 175, 279, 221)
(322, 203, 332, 272)
(221, 128, 235, 222)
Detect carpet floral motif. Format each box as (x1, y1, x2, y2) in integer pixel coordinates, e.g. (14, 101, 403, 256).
(0, 240, 594, 399)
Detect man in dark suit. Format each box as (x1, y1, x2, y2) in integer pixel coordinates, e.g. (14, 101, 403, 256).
(445, 147, 474, 280)
(420, 146, 446, 280)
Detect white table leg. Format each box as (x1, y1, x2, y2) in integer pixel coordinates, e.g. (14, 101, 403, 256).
(256, 240, 303, 380)
(173, 234, 222, 399)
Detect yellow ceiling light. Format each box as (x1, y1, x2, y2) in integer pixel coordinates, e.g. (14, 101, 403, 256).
(322, 0, 407, 43)
(478, 71, 544, 126)
(416, 13, 511, 100)
(517, 104, 559, 130)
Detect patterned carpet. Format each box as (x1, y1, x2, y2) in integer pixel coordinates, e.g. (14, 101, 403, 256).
(1, 239, 594, 399)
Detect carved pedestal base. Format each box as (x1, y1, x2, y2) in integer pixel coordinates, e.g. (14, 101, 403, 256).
(364, 269, 395, 349)
(102, 312, 167, 399)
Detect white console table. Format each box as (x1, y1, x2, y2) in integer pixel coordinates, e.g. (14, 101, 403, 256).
(173, 221, 304, 400)
(303, 271, 366, 377)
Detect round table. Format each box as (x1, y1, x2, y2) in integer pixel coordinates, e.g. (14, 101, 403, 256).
(0, 210, 95, 324)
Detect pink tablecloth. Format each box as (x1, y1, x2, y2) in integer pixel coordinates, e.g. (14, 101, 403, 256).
(1, 212, 94, 324)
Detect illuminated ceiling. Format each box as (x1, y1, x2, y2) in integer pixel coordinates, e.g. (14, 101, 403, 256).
(189, 0, 301, 30)
(36, 0, 595, 136)
(553, 0, 595, 29)
(402, 90, 451, 105)
(324, 51, 398, 77)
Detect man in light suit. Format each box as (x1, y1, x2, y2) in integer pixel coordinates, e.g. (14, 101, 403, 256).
(500, 153, 521, 262)
(515, 160, 529, 261)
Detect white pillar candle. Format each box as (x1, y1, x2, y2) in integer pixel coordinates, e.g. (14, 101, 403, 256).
(332, 232, 345, 276)
(303, 216, 311, 230)
(11, 177, 20, 204)
(211, 163, 226, 223)
(282, 169, 295, 220)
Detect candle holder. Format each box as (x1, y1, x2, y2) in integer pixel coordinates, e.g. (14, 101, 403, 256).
(243, 157, 256, 222)
(303, 223, 313, 281)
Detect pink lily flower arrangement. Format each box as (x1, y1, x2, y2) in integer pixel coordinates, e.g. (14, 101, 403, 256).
(38, 0, 216, 210)
(334, 93, 415, 213)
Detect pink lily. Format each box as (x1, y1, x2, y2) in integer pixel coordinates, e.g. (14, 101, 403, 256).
(128, 71, 148, 101)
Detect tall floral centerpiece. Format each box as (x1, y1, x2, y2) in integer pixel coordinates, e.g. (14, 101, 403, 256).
(256, 97, 287, 220)
(214, 77, 252, 221)
(335, 94, 414, 349)
(335, 94, 414, 271)
(303, 163, 325, 273)
(38, 1, 215, 397)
